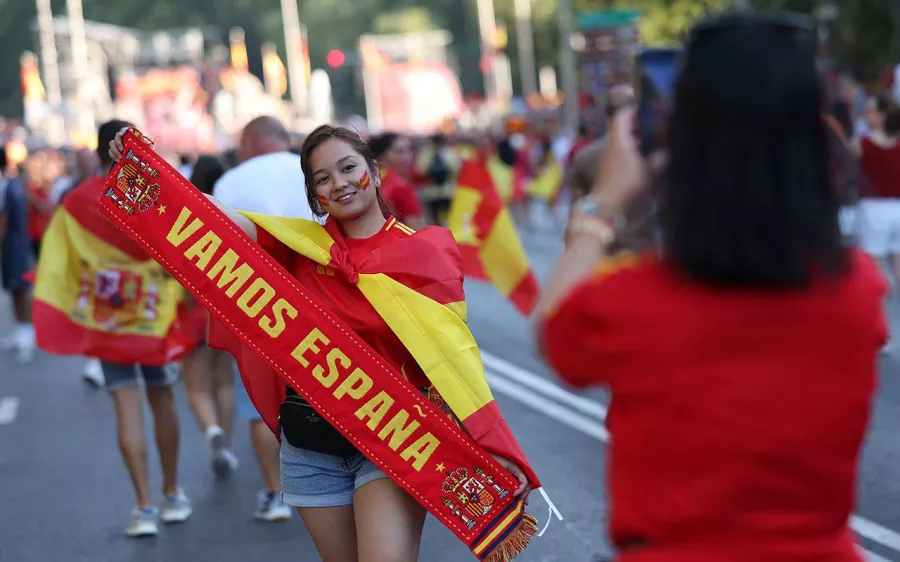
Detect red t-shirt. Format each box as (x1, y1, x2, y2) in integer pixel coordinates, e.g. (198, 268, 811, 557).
(541, 251, 885, 562)
(27, 182, 52, 242)
(380, 172, 423, 224)
(256, 216, 430, 388)
(860, 138, 900, 199)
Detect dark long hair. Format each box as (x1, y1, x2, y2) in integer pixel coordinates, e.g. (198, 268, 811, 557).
(189, 155, 226, 195)
(875, 94, 900, 136)
(300, 125, 391, 218)
(661, 13, 847, 289)
(368, 132, 400, 162)
(496, 137, 518, 166)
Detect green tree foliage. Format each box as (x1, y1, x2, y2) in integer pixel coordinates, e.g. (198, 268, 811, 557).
(373, 7, 437, 35)
(751, 0, 900, 79)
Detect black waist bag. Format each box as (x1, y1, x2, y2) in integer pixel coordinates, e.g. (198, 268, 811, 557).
(279, 388, 358, 458)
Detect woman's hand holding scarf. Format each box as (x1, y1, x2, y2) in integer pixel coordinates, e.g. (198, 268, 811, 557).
(491, 454, 533, 504)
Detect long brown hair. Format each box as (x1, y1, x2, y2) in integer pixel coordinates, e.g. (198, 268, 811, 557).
(300, 125, 392, 218)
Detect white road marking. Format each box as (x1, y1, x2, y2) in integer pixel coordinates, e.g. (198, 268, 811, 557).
(482, 352, 608, 421)
(485, 371, 609, 441)
(483, 351, 900, 559)
(853, 517, 900, 555)
(862, 548, 894, 562)
(0, 397, 20, 425)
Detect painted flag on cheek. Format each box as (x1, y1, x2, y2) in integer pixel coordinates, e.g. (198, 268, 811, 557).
(359, 169, 371, 190)
(316, 194, 330, 208)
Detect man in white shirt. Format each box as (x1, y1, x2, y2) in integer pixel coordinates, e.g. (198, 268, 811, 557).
(214, 116, 313, 218)
(212, 115, 312, 522)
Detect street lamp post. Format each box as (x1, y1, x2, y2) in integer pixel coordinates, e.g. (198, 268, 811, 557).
(281, 0, 308, 117)
(474, 0, 500, 116)
(557, 0, 579, 130)
(66, 0, 95, 131)
(513, 0, 537, 99)
(815, 1, 839, 66)
(35, 0, 61, 108)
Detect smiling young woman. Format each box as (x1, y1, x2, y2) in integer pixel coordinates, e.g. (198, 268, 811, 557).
(108, 123, 538, 562)
(302, 126, 393, 237)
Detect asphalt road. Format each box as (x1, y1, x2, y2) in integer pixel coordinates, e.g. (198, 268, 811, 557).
(1, 218, 899, 562)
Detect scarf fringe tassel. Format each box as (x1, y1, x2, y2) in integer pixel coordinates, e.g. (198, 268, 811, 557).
(483, 512, 538, 562)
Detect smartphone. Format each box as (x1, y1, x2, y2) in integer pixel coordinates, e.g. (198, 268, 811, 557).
(634, 47, 681, 155)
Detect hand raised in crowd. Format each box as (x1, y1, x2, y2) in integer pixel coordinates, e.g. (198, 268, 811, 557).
(107, 127, 131, 163)
(593, 104, 650, 213)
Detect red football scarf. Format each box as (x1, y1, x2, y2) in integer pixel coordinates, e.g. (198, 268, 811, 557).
(99, 130, 537, 561)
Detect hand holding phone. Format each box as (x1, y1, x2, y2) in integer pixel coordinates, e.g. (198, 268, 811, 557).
(634, 48, 681, 155)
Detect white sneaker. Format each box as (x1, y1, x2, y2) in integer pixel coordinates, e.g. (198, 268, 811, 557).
(12, 325, 35, 364)
(254, 490, 292, 522)
(206, 426, 238, 478)
(0, 323, 25, 351)
(160, 488, 192, 523)
(1, 324, 35, 362)
(15, 343, 35, 364)
(82, 358, 105, 387)
(125, 507, 159, 537)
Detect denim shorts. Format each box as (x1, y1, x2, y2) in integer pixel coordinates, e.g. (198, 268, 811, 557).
(279, 435, 388, 508)
(100, 361, 176, 392)
(233, 363, 261, 421)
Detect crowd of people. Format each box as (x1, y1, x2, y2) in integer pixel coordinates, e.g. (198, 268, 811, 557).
(2, 9, 900, 562)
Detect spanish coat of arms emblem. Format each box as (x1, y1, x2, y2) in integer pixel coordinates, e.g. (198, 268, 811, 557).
(440, 466, 510, 530)
(104, 148, 161, 215)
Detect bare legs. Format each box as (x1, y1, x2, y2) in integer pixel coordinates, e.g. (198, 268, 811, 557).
(298, 478, 426, 562)
(110, 381, 181, 506)
(182, 346, 235, 441)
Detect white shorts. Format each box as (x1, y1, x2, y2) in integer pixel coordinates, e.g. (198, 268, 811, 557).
(856, 199, 900, 257)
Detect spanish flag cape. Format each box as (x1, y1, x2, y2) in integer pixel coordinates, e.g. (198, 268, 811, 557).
(99, 130, 540, 561)
(448, 155, 540, 316)
(33, 174, 193, 364)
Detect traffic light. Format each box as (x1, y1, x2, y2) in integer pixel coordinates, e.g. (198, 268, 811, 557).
(326, 49, 345, 68)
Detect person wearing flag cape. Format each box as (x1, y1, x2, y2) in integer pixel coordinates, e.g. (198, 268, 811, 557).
(108, 124, 542, 561)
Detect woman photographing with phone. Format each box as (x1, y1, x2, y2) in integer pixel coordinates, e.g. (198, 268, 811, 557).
(109, 124, 539, 562)
(539, 12, 883, 562)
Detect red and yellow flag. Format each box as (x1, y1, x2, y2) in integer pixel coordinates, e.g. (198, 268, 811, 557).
(20, 52, 45, 102)
(32, 175, 194, 365)
(230, 29, 249, 73)
(447, 159, 540, 316)
(528, 161, 562, 202)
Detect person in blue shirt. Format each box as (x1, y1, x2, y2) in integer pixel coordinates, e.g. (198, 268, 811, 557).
(0, 144, 36, 362)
